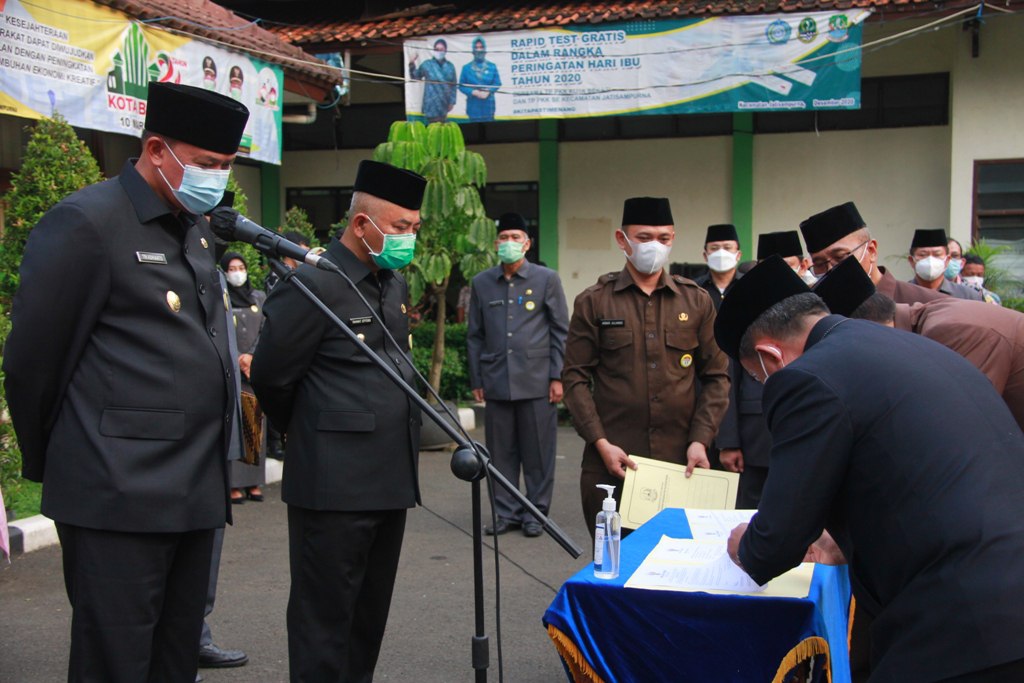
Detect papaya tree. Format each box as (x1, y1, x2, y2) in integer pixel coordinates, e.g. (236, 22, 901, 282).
(373, 121, 497, 397)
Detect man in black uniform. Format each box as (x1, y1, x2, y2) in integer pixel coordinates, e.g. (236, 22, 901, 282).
(250, 160, 426, 683)
(715, 257, 1024, 683)
(694, 223, 743, 310)
(4, 83, 247, 683)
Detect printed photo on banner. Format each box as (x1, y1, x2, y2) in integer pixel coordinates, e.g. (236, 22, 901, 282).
(0, 0, 284, 164)
(403, 10, 870, 123)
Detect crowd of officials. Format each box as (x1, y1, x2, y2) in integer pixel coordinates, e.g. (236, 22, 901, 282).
(4, 81, 1024, 683)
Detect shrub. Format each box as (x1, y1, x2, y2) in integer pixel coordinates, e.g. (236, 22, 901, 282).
(412, 322, 471, 400)
(0, 116, 103, 509)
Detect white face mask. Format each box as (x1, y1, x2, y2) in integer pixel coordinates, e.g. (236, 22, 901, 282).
(914, 256, 947, 282)
(225, 270, 248, 288)
(434, 50, 446, 62)
(963, 275, 984, 288)
(755, 347, 785, 384)
(707, 249, 738, 273)
(800, 269, 819, 286)
(620, 231, 671, 274)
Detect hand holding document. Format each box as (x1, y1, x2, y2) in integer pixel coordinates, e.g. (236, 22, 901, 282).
(620, 455, 739, 529)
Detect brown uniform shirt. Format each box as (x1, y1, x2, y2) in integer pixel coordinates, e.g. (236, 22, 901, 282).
(895, 298, 1024, 431)
(563, 267, 730, 470)
(876, 266, 945, 305)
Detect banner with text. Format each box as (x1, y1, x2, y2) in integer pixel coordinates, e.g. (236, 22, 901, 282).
(404, 10, 870, 122)
(0, 0, 283, 164)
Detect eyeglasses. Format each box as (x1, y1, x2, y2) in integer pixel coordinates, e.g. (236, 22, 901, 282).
(810, 239, 869, 275)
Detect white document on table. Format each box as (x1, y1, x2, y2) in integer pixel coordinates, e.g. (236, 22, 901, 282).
(625, 535, 816, 598)
(625, 536, 764, 593)
(620, 456, 739, 529)
(686, 509, 757, 540)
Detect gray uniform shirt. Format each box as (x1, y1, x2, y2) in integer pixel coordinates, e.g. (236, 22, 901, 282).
(467, 260, 569, 401)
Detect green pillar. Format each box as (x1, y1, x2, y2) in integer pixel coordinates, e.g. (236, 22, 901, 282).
(538, 119, 559, 269)
(261, 163, 282, 229)
(731, 113, 754, 254)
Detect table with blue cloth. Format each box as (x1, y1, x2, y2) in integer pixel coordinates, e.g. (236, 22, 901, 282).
(543, 509, 852, 683)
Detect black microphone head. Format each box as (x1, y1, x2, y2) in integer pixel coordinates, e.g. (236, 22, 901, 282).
(209, 207, 240, 240)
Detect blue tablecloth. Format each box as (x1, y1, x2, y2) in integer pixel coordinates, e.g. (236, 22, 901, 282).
(543, 509, 851, 683)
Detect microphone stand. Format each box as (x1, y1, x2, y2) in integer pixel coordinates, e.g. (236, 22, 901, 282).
(266, 258, 583, 682)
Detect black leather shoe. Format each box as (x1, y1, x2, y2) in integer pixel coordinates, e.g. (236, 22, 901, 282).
(484, 519, 520, 536)
(198, 644, 248, 668)
(523, 521, 543, 537)
(267, 438, 286, 461)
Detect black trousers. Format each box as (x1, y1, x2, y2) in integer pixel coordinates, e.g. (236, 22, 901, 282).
(56, 523, 215, 683)
(287, 506, 407, 683)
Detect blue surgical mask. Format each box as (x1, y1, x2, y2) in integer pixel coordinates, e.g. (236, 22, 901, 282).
(945, 258, 963, 279)
(159, 144, 230, 215)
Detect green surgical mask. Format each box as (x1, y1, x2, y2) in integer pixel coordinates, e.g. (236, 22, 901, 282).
(363, 216, 416, 270)
(497, 241, 526, 264)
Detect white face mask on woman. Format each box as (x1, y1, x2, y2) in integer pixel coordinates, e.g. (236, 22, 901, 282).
(620, 231, 671, 274)
(225, 270, 248, 288)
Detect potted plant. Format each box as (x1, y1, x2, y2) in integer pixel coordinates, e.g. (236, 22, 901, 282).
(373, 121, 497, 446)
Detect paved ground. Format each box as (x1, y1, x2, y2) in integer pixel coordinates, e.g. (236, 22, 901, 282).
(0, 426, 594, 683)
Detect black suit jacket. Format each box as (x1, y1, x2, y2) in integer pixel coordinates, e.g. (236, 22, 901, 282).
(4, 160, 234, 532)
(715, 365, 771, 468)
(739, 316, 1024, 682)
(250, 239, 420, 511)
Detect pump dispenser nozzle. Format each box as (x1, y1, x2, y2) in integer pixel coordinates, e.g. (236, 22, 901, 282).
(596, 484, 616, 512)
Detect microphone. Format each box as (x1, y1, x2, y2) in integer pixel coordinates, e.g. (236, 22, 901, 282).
(209, 207, 338, 273)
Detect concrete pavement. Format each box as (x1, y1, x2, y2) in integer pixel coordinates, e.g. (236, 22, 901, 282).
(0, 425, 595, 683)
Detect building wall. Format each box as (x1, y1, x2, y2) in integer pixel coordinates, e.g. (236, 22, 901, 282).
(556, 136, 733, 302)
(948, 12, 1024, 238)
(753, 125, 951, 281)
(275, 14, 1020, 298)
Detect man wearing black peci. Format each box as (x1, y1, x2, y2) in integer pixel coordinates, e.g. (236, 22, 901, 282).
(251, 160, 427, 683)
(4, 82, 247, 682)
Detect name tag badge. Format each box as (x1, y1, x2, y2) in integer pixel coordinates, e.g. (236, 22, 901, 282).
(488, 299, 504, 307)
(599, 319, 625, 327)
(136, 251, 167, 264)
(349, 316, 372, 326)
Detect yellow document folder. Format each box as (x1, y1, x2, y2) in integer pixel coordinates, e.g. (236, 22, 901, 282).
(620, 456, 739, 529)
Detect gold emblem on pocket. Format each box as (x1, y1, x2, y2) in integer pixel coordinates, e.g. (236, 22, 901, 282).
(526, 289, 533, 295)
(525, 301, 536, 311)
(250, 304, 259, 313)
(200, 237, 209, 249)
(678, 312, 688, 322)
(680, 354, 693, 368)
(166, 291, 181, 313)
(401, 303, 407, 314)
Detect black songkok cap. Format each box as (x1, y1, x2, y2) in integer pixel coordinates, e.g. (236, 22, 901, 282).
(145, 82, 249, 155)
(799, 201, 865, 255)
(714, 255, 811, 361)
(622, 197, 673, 226)
(497, 212, 527, 233)
(910, 229, 948, 251)
(812, 254, 876, 317)
(757, 231, 803, 260)
(705, 224, 739, 245)
(354, 160, 427, 210)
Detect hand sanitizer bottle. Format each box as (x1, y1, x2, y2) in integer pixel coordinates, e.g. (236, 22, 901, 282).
(593, 484, 621, 579)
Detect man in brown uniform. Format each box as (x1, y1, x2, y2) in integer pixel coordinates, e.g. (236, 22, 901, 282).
(562, 197, 730, 534)
(814, 256, 1024, 431)
(799, 201, 944, 305)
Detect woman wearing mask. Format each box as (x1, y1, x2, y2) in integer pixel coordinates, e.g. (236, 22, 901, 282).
(220, 252, 267, 503)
